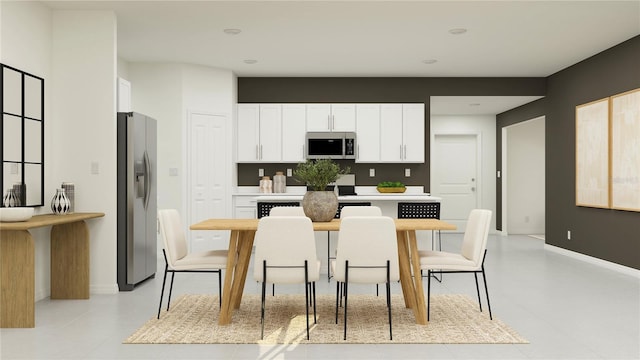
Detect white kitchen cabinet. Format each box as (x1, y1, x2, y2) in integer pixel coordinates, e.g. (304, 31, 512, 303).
(258, 104, 282, 162)
(401, 103, 425, 162)
(380, 103, 424, 163)
(306, 104, 356, 132)
(236, 104, 282, 162)
(281, 104, 306, 162)
(380, 104, 404, 162)
(233, 195, 257, 218)
(355, 104, 380, 162)
(117, 77, 131, 112)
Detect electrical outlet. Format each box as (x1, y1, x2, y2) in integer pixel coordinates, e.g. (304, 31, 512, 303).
(567, 230, 571, 240)
(258, 168, 264, 177)
(525, 216, 530, 223)
(287, 168, 292, 177)
(405, 168, 411, 177)
(369, 168, 375, 177)
(169, 168, 178, 176)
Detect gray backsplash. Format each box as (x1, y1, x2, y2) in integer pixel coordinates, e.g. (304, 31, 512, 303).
(237, 161, 429, 188)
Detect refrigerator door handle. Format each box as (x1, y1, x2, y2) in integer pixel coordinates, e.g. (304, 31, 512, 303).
(143, 150, 151, 210)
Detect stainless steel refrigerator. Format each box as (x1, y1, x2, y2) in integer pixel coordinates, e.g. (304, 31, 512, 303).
(117, 112, 157, 291)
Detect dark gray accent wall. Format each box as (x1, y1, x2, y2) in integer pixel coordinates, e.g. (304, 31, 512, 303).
(497, 35, 640, 270)
(237, 77, 546, 188)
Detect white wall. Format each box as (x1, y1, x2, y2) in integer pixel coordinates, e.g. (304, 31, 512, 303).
(506, 117, 545, 234)
(2, 3, 119, 298)
(127, 63, 236, 253)
(126, 63, 183, 213)
(1, 1, 53, 300)
(431, 115, 497, 230)
(51, 10, 118, 294)
(128, 63, 236, 213)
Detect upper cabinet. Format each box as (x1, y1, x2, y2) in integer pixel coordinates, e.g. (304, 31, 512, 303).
(236, 102, 423, 164)
(117, 77, 132, 112)
(306, 104, 356, 132)
(380, 104, 424, 163)
(237, 104, 282, 162)
(237, 104, 306, 163)
(355, 104, 381, 163)
(281, 104, 306, 163)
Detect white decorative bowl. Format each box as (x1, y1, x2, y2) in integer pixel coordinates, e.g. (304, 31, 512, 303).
(0, 207, 34, 222)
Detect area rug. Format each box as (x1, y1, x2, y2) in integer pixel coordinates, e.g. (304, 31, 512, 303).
(125, 294, 528, 344)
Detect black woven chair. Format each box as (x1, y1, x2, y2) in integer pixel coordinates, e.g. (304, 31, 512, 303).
(397, 202, 443, 282)
(257, 202, 300, 219)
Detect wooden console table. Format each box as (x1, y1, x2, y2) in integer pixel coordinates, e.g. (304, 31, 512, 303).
(0, 212, 104, 328)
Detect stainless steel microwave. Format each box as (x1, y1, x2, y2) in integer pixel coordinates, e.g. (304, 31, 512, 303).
(305, 132, 356, 160)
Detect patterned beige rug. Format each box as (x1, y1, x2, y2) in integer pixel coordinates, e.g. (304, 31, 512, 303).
(125, 294, 528, 344)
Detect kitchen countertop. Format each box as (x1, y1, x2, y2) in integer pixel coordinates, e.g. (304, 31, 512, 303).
(233, 186, 441, 202)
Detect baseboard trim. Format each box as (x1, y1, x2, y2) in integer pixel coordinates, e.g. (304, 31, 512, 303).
(544, 244, 640, 278)
(90, 284, 119, 295)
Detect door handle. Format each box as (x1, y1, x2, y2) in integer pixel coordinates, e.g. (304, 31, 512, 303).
(143, 150, 151, 210)
(471, 187, 476, 192)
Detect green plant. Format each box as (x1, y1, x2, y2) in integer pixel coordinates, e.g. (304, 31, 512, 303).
(377, 181, 406, 188)
(294, 159, 350, 191)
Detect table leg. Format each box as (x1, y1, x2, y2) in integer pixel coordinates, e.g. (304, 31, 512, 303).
(408, 230, 428, 324)
(231, 230, 255, 310)
(51, 221, 90, 299)
(218, 230, 240, 325)
(396, 230, 416, 309)
(0, 230, 35, 328)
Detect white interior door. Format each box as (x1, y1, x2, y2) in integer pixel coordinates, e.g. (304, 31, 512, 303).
(187, 111, 229, 252)
(432, 134, 479, 232)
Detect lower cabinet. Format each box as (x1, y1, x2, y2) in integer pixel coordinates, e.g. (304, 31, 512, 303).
(233, 195, 257, 219)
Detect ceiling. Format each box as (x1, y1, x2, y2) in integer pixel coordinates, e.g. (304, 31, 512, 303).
(43, 0, 640, 114)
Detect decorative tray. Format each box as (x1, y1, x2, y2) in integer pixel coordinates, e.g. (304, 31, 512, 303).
(376, 187, 407, 193)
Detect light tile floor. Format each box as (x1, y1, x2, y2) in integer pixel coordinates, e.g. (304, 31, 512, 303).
(1, 234, 639, 360)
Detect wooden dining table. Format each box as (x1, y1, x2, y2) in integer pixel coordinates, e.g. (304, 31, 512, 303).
(190, 217, 456, 325)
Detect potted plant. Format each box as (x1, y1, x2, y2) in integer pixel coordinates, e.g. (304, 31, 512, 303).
(376, 181, 407, 193)
(294, 159, 350, 221)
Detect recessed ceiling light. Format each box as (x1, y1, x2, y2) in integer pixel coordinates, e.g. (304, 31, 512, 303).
(422, 59, 438, 64)
(243, 59, 257, 64)
(448, 28, 468, 35)
(223, 28, 241, 35)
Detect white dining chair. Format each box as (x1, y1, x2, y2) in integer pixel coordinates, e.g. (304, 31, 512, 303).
(157, 209, 228, 319)
(269, 206, 306, 216)
(333, 205, 383, 296)
(266, 205, 307, 296)
(334, 216, 399, 340)
(419, 209, 493, 321)
(253, 216, 320, 340)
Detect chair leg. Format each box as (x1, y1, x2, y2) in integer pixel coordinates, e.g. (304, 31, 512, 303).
(166, 272, 176, 311)
(304, 260, 310, 340)
(260, 261, 267, 340)
(343, 260, 349, 341)
(482, 266, 493, 320)
(312, 281, 317, 324)
(327, 231, 331, 282)
(217, 270, 222, 308)
(335, 281, 340, 324)
(474, 272, 483, 313)
(157, 263, 169, 319)
(386, 260, 392, 340)
(427, 269, 431, 321)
